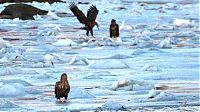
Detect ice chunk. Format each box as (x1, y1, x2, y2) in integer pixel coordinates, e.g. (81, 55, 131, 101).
(0, 57, 10, 63)
(88, 59, 129, 69)
(119, 20, 133, 31)
(0, 83, 39, 97)
(43, 54, 54, 62)
(68, 89, 95, 99)
(0, 99, 19, 108)
(102, 101, 125, 110)
(0, 84, 26, 97)
(142, 64, 160, 71)
(151, 92, 179, 101)
(53, 39, 73, 46)
(108, 54, 132, 59)
(0, 39, 7, 49)
(148, 89, 160, 98)
(0, 67, 21, 76)
(158, 37, 172, 48)
(69, 55, 90, 65)
(164, 3, 178, 10)
(173, 19, 194, 27)
(112, 79, 155, 91)
(47, 11, 60, 20)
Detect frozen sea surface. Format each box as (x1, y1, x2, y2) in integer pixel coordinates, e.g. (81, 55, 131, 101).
(0, 0, 199, 111)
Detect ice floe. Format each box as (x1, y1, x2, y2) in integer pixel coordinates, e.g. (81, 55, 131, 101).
(0, 67, 21, 76)
(108, 54, 132, 59)
(142, 64, 160, 71)
(53, 39, 74, 46)
(88, 59, 129, 69)
(0, 39, 9, 49)
(150, 91, 180, 101)
(148, 89, 160, 98)
(102, 101, 125, 110)
(119, 20, 133, 31)
(0, 81, 39, 97)
(158, 37, 173, 48)
(69, 55, 90, 65)
(112, 79, 155, 91)
(0, 99, 19, 109)
(173, 19, 194, 27)
(68, 89, 95, 99)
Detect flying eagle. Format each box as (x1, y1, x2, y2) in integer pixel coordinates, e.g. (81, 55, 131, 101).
(69, 2, 99, 37)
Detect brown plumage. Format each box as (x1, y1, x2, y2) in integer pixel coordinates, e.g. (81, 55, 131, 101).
(69, 2, 99, 37)
(110, 19, 119, 38)
(55, 73, 70, 102)
(0, 3, 48, 20)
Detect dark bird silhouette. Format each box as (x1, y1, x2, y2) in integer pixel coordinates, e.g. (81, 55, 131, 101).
(0, 3, 48, 20)
(55, 73, 70, 103)
(110, 19, 119, 38)
(69, 2, 99, 37)
(0, 0, 66, 4)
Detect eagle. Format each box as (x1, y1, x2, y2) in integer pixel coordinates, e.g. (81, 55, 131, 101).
(0, 3, 48, 20)
(55, 73, 70, 103)
(69, 2, 99, 37)
(110, 19, 119, 38)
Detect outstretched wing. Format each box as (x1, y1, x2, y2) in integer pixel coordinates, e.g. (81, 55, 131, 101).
(87, 5, 99, 22)
(69, 2, 88, 24)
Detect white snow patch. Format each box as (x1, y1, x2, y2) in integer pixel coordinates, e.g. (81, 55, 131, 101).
(0, 39, 8, 49)
(53, 39, 73, 46)
(89, 59, 129, 69)
(150, 92, 180, 101)
(119, 20, 133, 31)
(142, 64, 160, 71)
(102, 101, 125, 110)
(173, 19, 194, 27)
(47, 11, 60, 20)
(112, 79, 155, 91)
(158, 37, 172, 48)
(148, 89, 160, 98)
(69, 55, 90, 65)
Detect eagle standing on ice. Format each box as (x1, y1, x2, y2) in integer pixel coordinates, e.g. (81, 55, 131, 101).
(55, 73, 70, 103)
(69, 2, 99, 37)
(110, 19, 119, 38)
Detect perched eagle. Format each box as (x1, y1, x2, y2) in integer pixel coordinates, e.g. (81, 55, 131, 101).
(55, 73, 70, 103)
(69, 2, 99, 37)
(0, 4, 48, 20)
(110, 19, 119, 38)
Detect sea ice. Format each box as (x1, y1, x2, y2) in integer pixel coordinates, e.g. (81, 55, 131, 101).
(102, 101, 125, 110)
(68, 89, 95, 99)
(88, 59, 129, 69)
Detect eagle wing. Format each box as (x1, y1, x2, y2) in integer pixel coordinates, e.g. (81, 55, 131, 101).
(87, 5, 99, 22)
(69, 2, 89, 24)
